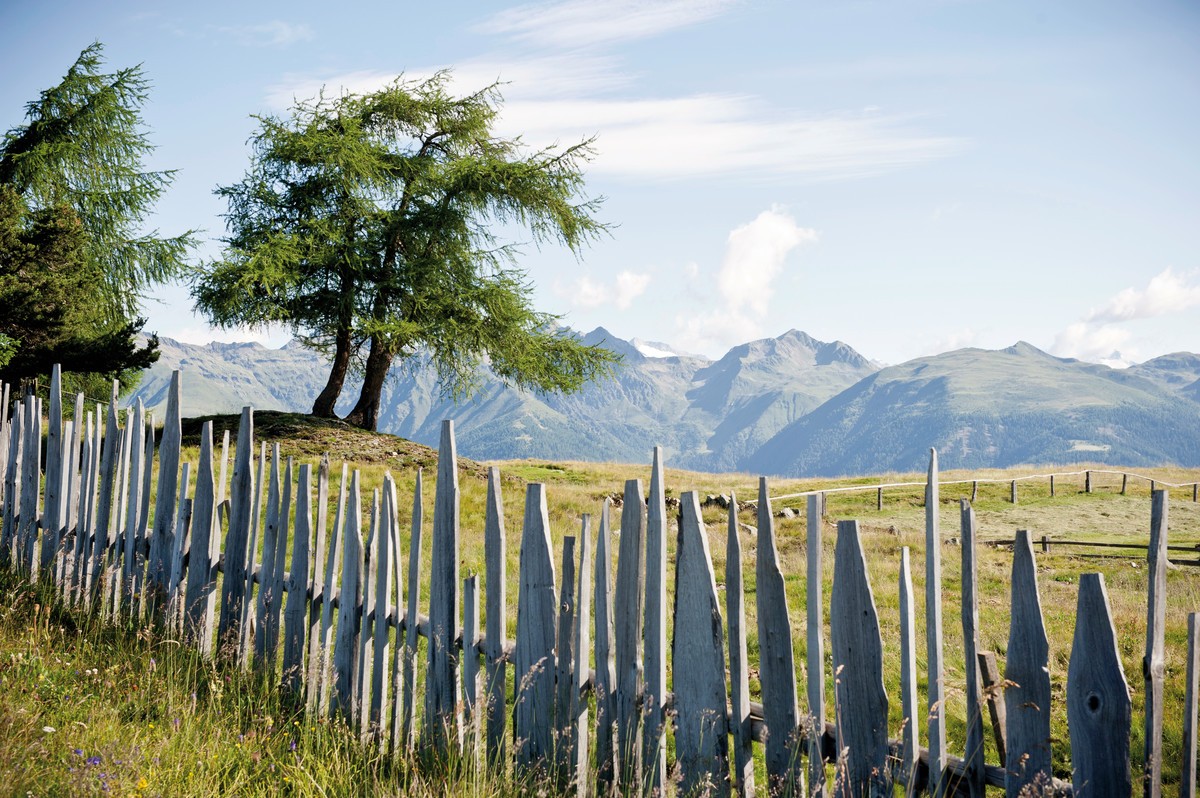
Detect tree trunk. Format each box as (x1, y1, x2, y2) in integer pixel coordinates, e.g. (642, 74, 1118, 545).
(312, 325, 352, 418)
(344, 335, 393, 431)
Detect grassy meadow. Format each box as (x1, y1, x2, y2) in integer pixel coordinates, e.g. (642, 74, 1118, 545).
(2, 411, 1198, 794)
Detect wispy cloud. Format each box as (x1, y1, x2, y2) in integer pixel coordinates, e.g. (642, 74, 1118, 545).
(1053, 268, 1200, 365)
(555, 270, 651, 310)
(217, 20, 314, 48)
(676, 207, 816, 354)
(477, 0, 738, 49)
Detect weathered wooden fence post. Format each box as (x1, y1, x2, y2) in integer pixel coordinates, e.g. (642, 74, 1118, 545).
(726, 494, 755, 798)
(148, 371, 181, 610)
(806, 493, 826, 796)
(184, 422, 218, 657)
(1005, 529, 1052, 797)
(333, 470, 363, 723)
(673, 492, 730, 798)
(571, 517, 592, 798)
(643, 447, 668, 795)
(555, 535, 579, 789)
(594, 500, 618, 795)
(484, 467, 508, 765)
(831, 520, 890, 798)
(1183, 612, 1199, 798)
(979, 652, 1007, 767)
(399, 468, 422, 749)
(1144, 490, 1168, 798)
(926, 449, 948, 797)
(42, 365, 63, 577)
(318, 464, 348, 718)
(463, 573, 481, 763)
(756, 477, 802, 796)
(960, 500, 986, 798)
(614, 478, 645, 790)
(370, 476, 394, 744)
(282, 462, 312, 697)
(305, 456, 331, 717)
(898, 547, 920, 796)
(1067, 573, 1131, 796)
(218, 407, 254, 660)
(514, 482, 557, 770)
(425, 420, 462, 754)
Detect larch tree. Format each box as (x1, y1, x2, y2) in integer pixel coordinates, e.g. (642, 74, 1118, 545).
(192, 73, 619, 430)
(0, 42, 194, 394)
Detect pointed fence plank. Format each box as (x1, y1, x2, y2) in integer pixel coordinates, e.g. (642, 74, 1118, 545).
(69, 410, 96, 602)
(358, 492, 379, 739)
(925, 449, 948, 797)
(20, 397, 42, 578)
(425, 420, 462, 753)
(1004, 530, 1052, 797)
(268, 458, 292, 663)
(1067, 573, 1131, 796)
(371, 480, 394, 742)
(400, 468, 423, 749)
(90, 386, 120, 603)
(185, 423, 218, 655)
(166, 463, 192, 632)
(121, 401, 146, 612)
(960, 500, 986, 798)
(333, 471, 363, 723)
(571, 517, 592, 798)
(484, 467, 508, 765)
(614, 478, 645, 790)
(283, 463, 313, 696)
(899, 547, 920, 796)
(643, 448, 668, 794)
(755, 478, 802, 795)
(555, 535, 579, 789)
(1145, 490, 1168, 798)
(594, 500, 618, 795)
(218, 408, 254, 659)
(239, 442, 267, 669)
(1183, 612, 1199, 798)
(1, 402, 22, 568)
(133, 423, 155, 619)
(514, 482, 557, 770)
(256, 445, 282, 662)
(727, 494, 755, 798)
(384, 472, 404, 753)
(149, 371, 181, 604)
(318, 461, 348, 715)
(673, 492, 730, 798)
(805, 493, 825, 796)
(463, 574, 481, 762)
(831, 520, 891, 798)
(42, 365, 63, 575)
(305, 455, 332, 717)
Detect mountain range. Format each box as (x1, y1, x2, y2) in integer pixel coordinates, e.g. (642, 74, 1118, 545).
(129, 331, 1200, 477)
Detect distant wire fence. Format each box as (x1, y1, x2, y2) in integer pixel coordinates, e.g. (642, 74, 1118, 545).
(2, 366, 1199, 797)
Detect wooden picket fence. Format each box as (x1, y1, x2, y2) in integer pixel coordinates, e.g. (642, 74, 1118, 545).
(1, 365, 1198, 798)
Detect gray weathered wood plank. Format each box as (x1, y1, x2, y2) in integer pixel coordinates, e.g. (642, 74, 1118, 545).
(514, 482, 557, 770)
(400, 468, 423, 749)
(960, 500, 986, 798)
(831, 519, 891, 798)
(166, 463, 191, 634)
(614, 478, 645, 789)
(925, 449, 948, 797)
(1145, 489, 1168, 798)
(979, 651, 1007, 768)
(899, 547, 920, 797)
(1067, 572, 1131, 797)
(727, 493, 755, 798)
(185, 422, 218, 655)
(238, 441, 267, 669)
(555, 535, 578, 789)
(358, 491, 378, 739)
(384, 471, 404, 753)
(121, 400, 146, 613)
(218, 407, 254, 660)
(571, 517, 592, 798)
(425, 420, 462, 754)
(149, 371, 181, 604)
(484, 466, 508, 765)
(806, 492, 825, 797)
(643, 447, 668, 795)
(1004, 529, 1052, 798)
(42, 365, 63, 576)
(305, 455, 332, 717)
(269, 458, 292, 662)
(1183, 612, 1199, 798)
(463, 573, 481, 764)
(333, 470, 363, 723)
(594, 499, 618, 795)
(755, 477, 802, 796)
(371, 478, 393, 743)
(255, 445, 282, 662)
(317, 462, 347, 716)
(282, 462, 312, 696)
(673, 492, 730, 798)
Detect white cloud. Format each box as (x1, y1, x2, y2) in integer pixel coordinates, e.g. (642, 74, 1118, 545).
(1052, 268, 1200, 365)
(1085, 267, 1200, 323)
(478, 0, 738, 49)
(675, 207, 816, 354)
(217, 21, 314, 48)
(555, 270, 650, 310)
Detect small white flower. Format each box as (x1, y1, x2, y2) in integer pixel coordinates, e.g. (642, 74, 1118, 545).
(42, 726, 56, 733)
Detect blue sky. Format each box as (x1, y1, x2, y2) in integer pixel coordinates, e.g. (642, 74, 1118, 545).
(3, 0, 1198, 366)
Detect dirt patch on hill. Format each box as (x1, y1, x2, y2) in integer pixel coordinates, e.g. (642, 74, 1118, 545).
(179, 411, 489, 478)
